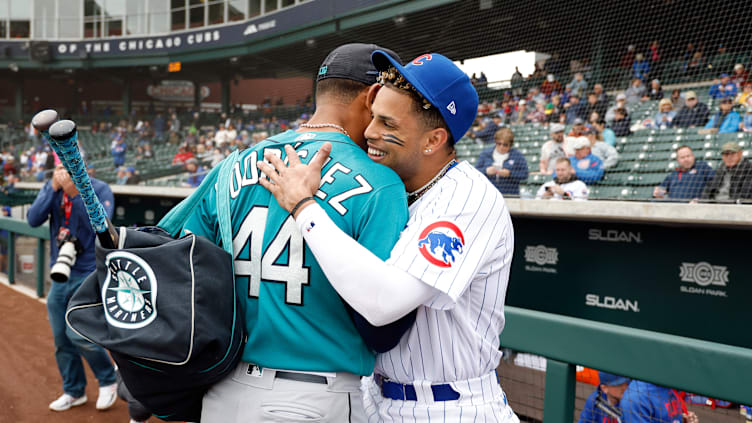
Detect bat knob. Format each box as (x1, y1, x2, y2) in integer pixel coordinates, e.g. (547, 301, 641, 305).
(31, 109, 59, 132)
(49, 120, 77, 141)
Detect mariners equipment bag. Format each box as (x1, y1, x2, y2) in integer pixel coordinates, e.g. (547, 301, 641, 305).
(66, 153, 244, 421)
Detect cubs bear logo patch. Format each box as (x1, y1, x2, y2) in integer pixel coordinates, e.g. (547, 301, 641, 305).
(101, 251, 158, 329)
(417, 221, 465, 268)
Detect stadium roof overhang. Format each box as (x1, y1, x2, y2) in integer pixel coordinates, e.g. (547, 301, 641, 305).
(0, 0, 745, 84)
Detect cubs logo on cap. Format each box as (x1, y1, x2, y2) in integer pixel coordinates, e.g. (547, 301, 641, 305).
(417, 221, 465, 268)
(101, 251, 158, 329)
(371, 50, 479, 142)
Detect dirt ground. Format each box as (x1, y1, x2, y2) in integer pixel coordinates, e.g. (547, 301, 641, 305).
(0, 282, 131, 423)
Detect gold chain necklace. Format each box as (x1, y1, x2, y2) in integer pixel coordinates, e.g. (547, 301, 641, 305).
(299, 123, 349, 137)
(407, 159, 457, 206)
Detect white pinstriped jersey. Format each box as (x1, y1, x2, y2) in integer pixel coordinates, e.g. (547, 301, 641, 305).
(375, 161, 514, 384)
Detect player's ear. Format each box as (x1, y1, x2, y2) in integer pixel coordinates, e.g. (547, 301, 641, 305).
(366, 83, 381, 111)
(423, 127, 450, 156)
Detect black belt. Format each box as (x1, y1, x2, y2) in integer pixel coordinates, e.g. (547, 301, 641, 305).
(246, 364, 328, 385)
(374, 374, 460, 401)
(276, 371, 328, 385)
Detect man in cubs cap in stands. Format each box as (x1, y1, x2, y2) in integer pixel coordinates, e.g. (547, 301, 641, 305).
(258, 51, 520, 421)
(577, 372, 630, 423)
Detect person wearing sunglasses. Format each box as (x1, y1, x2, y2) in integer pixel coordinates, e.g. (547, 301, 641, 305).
(475, 127, 529, 196)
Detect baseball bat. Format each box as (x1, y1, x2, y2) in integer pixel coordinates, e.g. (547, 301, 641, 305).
(35, 114, 119, 250)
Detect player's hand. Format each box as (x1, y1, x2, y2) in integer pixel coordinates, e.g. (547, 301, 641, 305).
(683, 411, 699, 423)
(258, 142, 332, 215)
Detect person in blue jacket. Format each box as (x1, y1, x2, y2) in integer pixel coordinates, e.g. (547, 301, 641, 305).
(566, 137, 604, 184)
(475, 127, 529, 195)
(703, 98, 741, 133)
(111, 134, 127, 167)
(578, 372, 630, 423)
(653, 146, 714, 200)
(620, 380, 699, 423)
(27, 165, 119, 413)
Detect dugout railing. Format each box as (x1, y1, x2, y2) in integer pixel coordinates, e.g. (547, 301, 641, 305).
(1, 198, 750, 422)
(0, 216, 49, 297)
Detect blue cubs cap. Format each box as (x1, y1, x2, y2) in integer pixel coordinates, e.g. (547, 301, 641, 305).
(720, 73, 730, 78)
(371, 51, 479, 142)
(598, 372, 630, 386)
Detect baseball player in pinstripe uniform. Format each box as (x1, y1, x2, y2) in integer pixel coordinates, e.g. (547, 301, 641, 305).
(180, 44, 417, 422)
(259, 52, 519, 422)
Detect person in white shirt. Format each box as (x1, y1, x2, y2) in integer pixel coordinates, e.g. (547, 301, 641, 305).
(539, 123, 572, 174)
(536, 157, 589, 200)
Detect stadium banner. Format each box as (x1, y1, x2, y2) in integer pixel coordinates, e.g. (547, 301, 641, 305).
(508, 216, 750, 349)
(0, 0, 385, 60)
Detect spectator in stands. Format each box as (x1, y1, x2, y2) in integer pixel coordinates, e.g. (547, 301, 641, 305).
(609, 108, 632, 137)
(472, 114, 501, 144)
(527, 87, 546, 105)
(651, 98, 676, 129)
(621, 381, 699, 423)
(670, 89, 685, 110)
(736, 82, 752, 106)
(172, 144, 195, 166)
(569, 118, 587, 137)
(632, 53, 650, 82)
(214, 123, 230, 147)
(742, 107, 752, 133)
(566, 73, 588, 97)
(539, 124, 571, 175)
(565, 95, 588, 124)
(701, 142, 752, 202)
(527, 102, 547, 124)
(625, 78, 648, 104)
(586, 92, 607, 120)
(731, 63, 749, 88)
(605, 94, 629, 124)
(183, 158, 206, 188)
(700, 98, 740, 134)
(540, 74, 562, 98)
(476, 127, 529, 195)
(512, 100, 528, 124)
(226, 123, 238, 143)
(537, 157, 588, 200)
(577, 372, 629, 423)
(674, 91, 709, 128)
(547, 95, 563, 123)
(584, 130, 619, 169)
(684, 51, 705, 77)
(647, 79, 663, 100)
(569, 137, 604, 184)
(653, 145, 714, 200)
(111, 135, 127, 168)
(511, 66, 524, 96)
(620, 45, 636, 71)
(593, 83, 608, 104)
(153, 113, 166, 140)
(648, 40, 661, 78)
(709, 73, 738, 99)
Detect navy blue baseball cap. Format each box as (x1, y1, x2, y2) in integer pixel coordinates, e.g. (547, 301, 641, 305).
(598, 372, 630, 386)
(317, 43, 401, 86)
(371, 51, 479, 142)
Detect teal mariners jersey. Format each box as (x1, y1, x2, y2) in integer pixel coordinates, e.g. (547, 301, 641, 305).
(182, 130, 408, 376)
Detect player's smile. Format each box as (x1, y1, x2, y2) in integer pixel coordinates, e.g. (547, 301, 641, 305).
(367, 145, 387, 160)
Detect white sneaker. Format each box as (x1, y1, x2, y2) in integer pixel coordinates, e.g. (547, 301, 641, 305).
(96, 383, 118, 410)
(49, 393, 87, 411)
(129, 420, 147, 423)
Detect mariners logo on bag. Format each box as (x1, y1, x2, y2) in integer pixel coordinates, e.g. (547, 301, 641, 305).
(417, 221, 465, 268)
(101, 251, 158, 329)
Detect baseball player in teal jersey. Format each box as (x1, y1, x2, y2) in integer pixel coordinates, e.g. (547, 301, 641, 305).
(180, 44, 413, 423)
